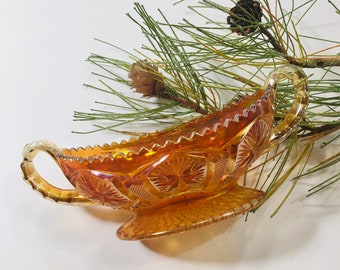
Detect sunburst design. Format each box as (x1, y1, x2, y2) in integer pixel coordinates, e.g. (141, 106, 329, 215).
(73, 170, 131, 207)
(148, 154, 207, 193)
(234, 119, 271, 171)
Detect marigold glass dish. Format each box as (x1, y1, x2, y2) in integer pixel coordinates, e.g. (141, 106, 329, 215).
(21, 65, 308, 240)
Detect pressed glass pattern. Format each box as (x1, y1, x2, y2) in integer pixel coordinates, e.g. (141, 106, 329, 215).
(21, 65, 308, 240)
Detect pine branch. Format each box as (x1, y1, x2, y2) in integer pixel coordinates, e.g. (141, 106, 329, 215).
(74, 0, 340, 205)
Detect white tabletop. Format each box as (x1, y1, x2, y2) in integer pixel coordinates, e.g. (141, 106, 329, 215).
(1, 1, 339, 269)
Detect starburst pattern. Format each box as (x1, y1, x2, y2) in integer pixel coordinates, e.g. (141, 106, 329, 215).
(73, 170, 131, 207)
(148, 154, 207, 193)
(234, 118, 272, 171)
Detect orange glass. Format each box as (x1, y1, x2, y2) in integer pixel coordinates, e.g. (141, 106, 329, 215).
(21, 65, 308, 240)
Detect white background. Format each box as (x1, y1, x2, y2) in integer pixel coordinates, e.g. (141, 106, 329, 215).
(1, 1, 339, 269)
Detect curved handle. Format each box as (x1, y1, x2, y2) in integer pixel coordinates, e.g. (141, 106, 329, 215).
(21, 140, 93, 205)
(265, 65, 309, 145)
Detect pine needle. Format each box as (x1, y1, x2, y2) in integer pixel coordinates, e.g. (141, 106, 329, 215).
(74, 0, 340, 207)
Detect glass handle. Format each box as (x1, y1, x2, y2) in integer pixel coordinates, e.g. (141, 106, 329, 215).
(265, 65, 309, 145)
(21, 140, 93, 205)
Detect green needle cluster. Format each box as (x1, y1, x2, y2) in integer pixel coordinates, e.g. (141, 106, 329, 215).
(74, 0, 340, 212)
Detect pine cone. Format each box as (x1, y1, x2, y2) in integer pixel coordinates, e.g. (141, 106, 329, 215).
(227, 0, 263, 35)
(129, 60, 165, 97)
